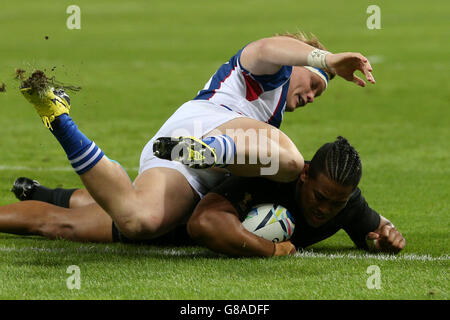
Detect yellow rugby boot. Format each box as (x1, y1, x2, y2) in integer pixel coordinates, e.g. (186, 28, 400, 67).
(153, 136, 218, 169)
(20, 86, 71, 130)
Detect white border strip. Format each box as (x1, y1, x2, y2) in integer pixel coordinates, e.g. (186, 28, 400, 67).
(0, 246, 447, 261)
(294, 250, 449, 262)
(0, 245, 206, 257)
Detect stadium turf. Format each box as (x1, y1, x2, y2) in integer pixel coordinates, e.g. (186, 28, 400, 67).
(0, 0, 448, 300)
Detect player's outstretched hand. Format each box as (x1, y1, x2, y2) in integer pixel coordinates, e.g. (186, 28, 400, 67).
(326, 52, 375, 87)
(273, 241, 296, 256)
(366, 225, 406, 254)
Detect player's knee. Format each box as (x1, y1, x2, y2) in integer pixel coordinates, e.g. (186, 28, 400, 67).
(116, 219, 148, 240)
(271, 134, 304, 180)
(116, 211, 164, 240)
(275, 146, 304, 182)
(286, 149, 304, 178)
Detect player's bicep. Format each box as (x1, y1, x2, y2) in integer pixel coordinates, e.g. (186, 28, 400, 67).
(240, 39, 283, 76)
(193, 193, 239, 218)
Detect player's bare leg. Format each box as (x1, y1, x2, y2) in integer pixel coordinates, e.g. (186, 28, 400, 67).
(18, 73, 199, 240)
(154, 117, 303, 182)
(80, 164, 199, 239)
(70, 189, 96, 208)
(0, 201, 113, 242)
(207, 117, 304, 182)
(7, 167, 198, 241)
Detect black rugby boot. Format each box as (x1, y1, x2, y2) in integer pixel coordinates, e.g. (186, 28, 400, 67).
(11, 177, 40, 201)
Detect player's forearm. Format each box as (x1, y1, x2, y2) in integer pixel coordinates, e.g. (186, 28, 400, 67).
(211, 229, 276, 257)
(202, 220, 295, 257)
(260, 37, 320, 66)
(242, 37, 328, 74)
(188, 210, 275, 257)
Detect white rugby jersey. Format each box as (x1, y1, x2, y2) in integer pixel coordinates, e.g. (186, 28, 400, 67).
(194, 47, 292, 128)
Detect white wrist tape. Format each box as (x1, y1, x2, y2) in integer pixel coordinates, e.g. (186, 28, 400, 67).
(307, 49, 330, 70)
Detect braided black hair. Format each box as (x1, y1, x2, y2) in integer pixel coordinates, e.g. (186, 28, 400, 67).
(309, 136, 362, 188)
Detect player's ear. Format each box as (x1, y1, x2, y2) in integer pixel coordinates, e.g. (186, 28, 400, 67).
(299, 163, 310, 183)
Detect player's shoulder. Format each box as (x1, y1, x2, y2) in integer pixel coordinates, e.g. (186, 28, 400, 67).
(210, 175, 279, 219)
(349, 187, 362, 200)
(211, 175, 275, 196)
(338, 187, 368, 220)
(210, 175, 287, 203)
(343, 187, 363, 209)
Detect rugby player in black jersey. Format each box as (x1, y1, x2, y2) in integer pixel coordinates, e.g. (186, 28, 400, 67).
(3, 137, 404, 257)
(187, 136, 406, 256)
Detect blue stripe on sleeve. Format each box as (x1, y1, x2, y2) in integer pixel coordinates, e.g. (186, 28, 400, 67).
(194, 54, 238, 100)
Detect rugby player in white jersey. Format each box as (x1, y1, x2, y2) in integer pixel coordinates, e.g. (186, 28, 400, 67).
(4, 33, 375, 247)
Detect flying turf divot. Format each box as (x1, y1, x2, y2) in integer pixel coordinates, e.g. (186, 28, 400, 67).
(16, 69, 81, 95)
(16, 69, 82, 129)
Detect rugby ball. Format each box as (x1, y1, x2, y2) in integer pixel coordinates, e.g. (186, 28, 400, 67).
(242, 204, 295, 242)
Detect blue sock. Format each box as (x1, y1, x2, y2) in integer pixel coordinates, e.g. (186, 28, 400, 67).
(50, 114, 104, 175)
(202, 135, 236, 166)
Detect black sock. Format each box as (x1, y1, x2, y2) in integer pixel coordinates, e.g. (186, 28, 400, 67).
(31, 186, 77, 208)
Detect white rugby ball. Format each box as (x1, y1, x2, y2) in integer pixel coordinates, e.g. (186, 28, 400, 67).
(242, 204, 295, 242)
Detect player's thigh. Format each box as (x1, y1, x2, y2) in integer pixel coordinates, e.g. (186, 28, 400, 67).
(205, 117, 304, 180)
(205, 117, 300, 156)
(132, 167, 200, 238)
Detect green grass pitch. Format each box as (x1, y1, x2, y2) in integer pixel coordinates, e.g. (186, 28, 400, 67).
(0, 0, 448, 300)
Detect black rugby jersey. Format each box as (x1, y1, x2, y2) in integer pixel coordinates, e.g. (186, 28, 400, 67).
(113, 174, 380, 250)
(210, 176, 380, 250)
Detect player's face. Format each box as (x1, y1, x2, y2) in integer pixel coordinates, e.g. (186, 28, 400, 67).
(286, 67, 326, 112)
(296, 166, 354, 228)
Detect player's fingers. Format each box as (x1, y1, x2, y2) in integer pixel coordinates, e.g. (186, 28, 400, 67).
(391, 234, 403, 249)
(398, 238, 406, 250)
(374, 238, 382, 250)
(274, 241, 296, 256)
(380, 224, 392, 238)
(365, 60, 374, 74)
(363, 69, 375, 84)
(352, 74, 366, 87)
(366, 232, 380, 240)
(289, 245, 297, 255)
(362, 68, 375, 84)
(388, 228, 398, 243)
(376, 237, 388, 250)
(353, 53, 375, 84)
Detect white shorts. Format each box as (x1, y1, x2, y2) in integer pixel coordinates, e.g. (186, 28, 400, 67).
(139, 100, 245, 198)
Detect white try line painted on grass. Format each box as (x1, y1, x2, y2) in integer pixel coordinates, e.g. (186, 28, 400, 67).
(0, 245, 206, 258)
(0, 245, 448, 262)
(294, 250, 449, 262)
